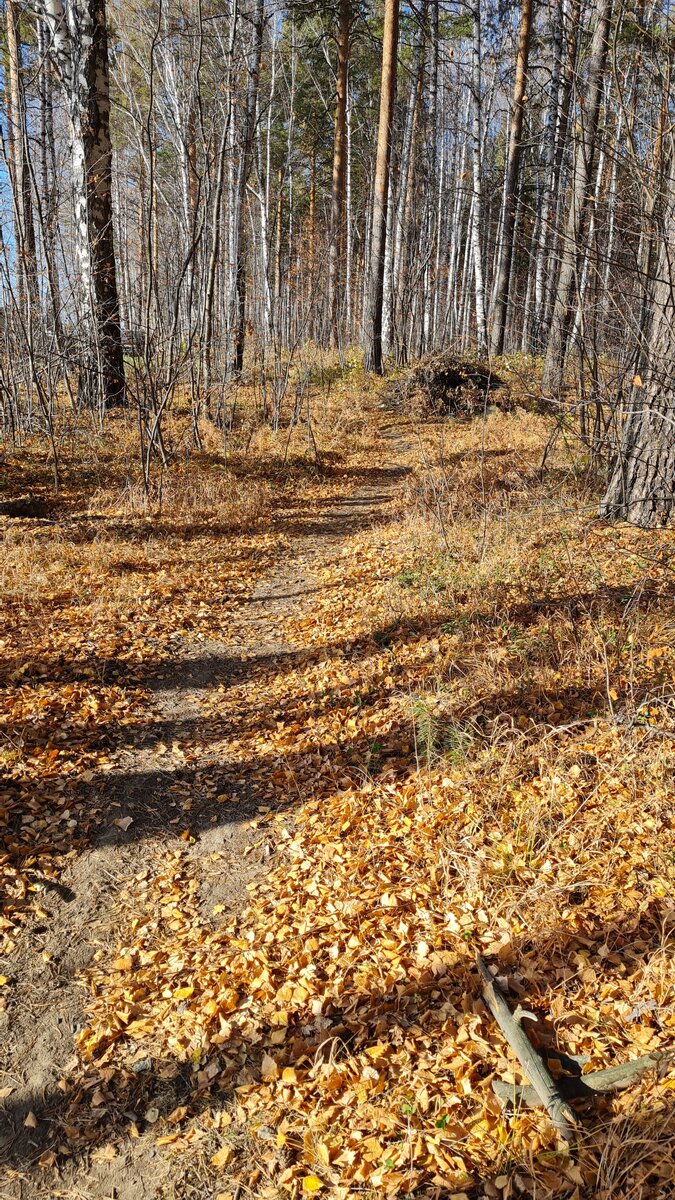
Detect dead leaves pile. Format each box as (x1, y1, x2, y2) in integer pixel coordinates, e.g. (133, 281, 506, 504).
(71, 423, 675, 1198)
(4, 403, 675, 1198)
(0, 421, 357, 947)
(75, 743, 675, 1197)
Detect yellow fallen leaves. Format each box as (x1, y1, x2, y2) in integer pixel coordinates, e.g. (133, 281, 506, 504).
(261, 1052, 279, 1080)
(211, 1145, 234, 1169)
(16, 404, 675, 1198)
(74, 720, 675, 1195)
(302, 1175, 323, 1192)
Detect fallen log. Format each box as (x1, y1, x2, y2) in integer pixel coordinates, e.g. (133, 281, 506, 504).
(476, 955, 578, 1143)
(492, 1053, 664, 1109)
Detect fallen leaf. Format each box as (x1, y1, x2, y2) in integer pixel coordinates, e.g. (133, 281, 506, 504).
(211, 1145, 233, 1168)
(302, 1176, 323, 1193)
(91, 1144, 118, 1162)
(261, 1052, 279, 1080)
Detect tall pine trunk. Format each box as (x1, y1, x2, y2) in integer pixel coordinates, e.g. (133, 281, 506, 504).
(542, 0, 612, 391)
(5, 0, 40, 333)
(489, 0, 533, 357)
(470, 1, 487, 354)
(231, 0, 265, 377)
(364, 0, 399, 375)
(328, 0, 350, 348)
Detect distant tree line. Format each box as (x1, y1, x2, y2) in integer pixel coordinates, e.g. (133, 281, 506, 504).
(0, 0, 673, 525)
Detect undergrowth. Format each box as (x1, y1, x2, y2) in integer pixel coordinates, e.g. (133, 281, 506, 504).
(2, 360, 675, 1200)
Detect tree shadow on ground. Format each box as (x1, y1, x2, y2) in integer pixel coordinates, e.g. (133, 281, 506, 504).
(5, 578, 653, 882)
(2, 897, 674, 1194)
(3, 456, 410, 557)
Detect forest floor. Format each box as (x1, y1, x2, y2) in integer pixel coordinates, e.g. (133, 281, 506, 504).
(2, 362, 675, 1200)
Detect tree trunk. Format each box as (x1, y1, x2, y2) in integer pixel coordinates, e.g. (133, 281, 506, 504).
(391, 6, 425, 362)
(599, 146, 675, 528)
(328, 0, 350, 348)
(364, 0, 399, 375)
(542, 0, 612, 391)
(37, 17, 64, 351)
(422, 0, 439, 351)
(489, 0, 533, 357)
(470, 1, 487, 354)
(5, 0, 40, 331)
(231, 0, 265, 377)
(531, 0, 564, 352)
(42, 0, 125, 409)
(542, 0, 581, 332)
(275, 166, 283, 328)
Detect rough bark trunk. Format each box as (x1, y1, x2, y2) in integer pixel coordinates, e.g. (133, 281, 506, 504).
(328, 0, 350, 348)
(231, 0, 265, 377)
(5, 0, 40, 330)
(470, 1, 487, 354)
(489, 0, 533, 357)
(391, 7, 425, 362)
(542, 0, 612, 391)
(363, 0, 399, 375)
(37, 18, 65, 350)
(599, 148, 675, 528)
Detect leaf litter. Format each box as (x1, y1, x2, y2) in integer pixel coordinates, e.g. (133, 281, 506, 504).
(2, 392, 675, 1199)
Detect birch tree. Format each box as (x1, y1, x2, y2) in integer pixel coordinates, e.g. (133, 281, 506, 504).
(42, 0, 125, 409)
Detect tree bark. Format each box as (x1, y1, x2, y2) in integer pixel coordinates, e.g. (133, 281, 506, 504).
(364, 0, 399, 375)
(231, 0, 265, 377)
(531, 0, 564, 352)
(599, 145, 675, 528)
(328, 0, 350, 348)
(5, 0, 40, 332)
(489, 0, 533, 357)
(542, 0, 612, 391)
(42, 0, 125, 409)
(470, 1, 487, 354)
(37, 17, 65, 350)
(391, 5, 425, 362)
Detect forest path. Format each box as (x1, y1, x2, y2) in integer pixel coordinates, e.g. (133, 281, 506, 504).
(1, 416, 413, 1197)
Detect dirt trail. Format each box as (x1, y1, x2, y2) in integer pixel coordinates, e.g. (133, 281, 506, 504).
(0, 426, 411, 1197)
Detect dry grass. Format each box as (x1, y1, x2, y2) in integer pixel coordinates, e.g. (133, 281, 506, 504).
(3, 359, 675, 1198)
(376, 399, 675, 1194)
